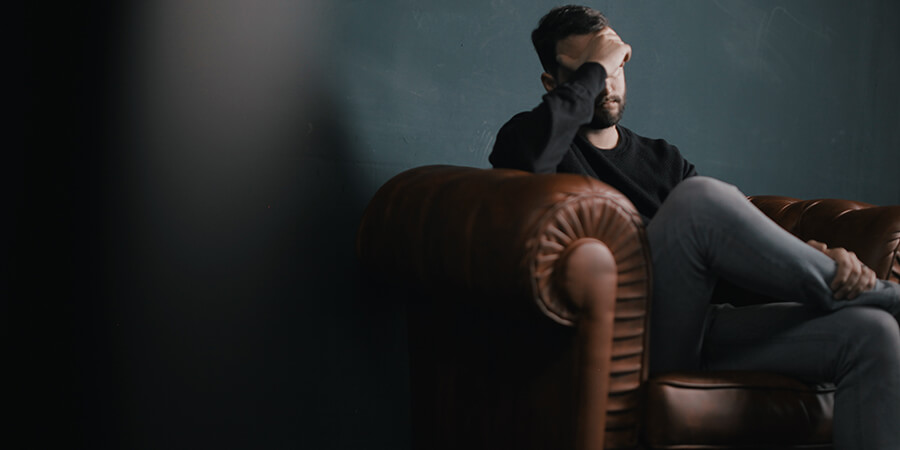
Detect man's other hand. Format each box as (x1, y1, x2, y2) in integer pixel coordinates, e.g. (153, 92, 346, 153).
(557, 27, 632, 77)
(807, 239, 877, 300)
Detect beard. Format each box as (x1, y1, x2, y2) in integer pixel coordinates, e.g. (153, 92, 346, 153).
(587, 94, 626, 130)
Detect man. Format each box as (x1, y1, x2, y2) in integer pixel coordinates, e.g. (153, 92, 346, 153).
(489, 5, 900, 449)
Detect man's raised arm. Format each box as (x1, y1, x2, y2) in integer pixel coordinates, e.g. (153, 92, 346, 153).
(489, 28, 631, 173)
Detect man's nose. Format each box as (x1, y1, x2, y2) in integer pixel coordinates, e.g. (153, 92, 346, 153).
(603, 77, 616, 94)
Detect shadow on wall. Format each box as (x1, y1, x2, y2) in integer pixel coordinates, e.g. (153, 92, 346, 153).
(107, 28, 409, 450)
(21, 2, 410, 449)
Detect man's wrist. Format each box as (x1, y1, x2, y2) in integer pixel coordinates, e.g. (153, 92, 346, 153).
(571, 62, 607, 94)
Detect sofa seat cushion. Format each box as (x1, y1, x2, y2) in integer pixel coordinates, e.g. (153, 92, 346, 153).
(643, 371, 834, 449)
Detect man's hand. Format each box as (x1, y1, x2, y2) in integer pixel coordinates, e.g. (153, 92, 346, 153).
(556, 27, 632, 77)
(807, 240, 877, 300)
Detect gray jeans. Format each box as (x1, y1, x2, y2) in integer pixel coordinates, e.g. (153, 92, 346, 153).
(646, 176, 900, 449)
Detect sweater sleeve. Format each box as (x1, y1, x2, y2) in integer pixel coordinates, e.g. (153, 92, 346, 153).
(682, 155, 698, 179)
(489, 63, 608, 174)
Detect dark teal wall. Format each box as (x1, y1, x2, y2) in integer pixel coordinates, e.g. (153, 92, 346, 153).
(329, 0, 899, 203)
(21, 1, 898, 449)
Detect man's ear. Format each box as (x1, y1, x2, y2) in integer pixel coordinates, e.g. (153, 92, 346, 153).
(540, 72, 557, 92)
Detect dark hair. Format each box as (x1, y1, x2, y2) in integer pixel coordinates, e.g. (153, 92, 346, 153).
(531, 5, 609, 76)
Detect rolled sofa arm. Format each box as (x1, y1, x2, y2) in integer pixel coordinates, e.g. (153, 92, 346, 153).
(751, 196, 900, 283)
(356, 165, 651, 326)
(358, 165, 653, 449)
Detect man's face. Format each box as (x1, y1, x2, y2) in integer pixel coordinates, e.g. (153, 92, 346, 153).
(553, 32, 627, 129)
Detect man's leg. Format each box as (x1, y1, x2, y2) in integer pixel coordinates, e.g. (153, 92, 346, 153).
(647, 176, 900, 373)
(704, 303, 900, 449)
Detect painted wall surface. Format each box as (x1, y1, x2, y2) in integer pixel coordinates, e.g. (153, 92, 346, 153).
(19, 1, 899, 449)
(328, 0, 900, 202)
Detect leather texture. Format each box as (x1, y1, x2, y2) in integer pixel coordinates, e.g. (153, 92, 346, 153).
(751, 196, 900, 283)
(357, 164, 650, 325)
(356, 165, 900, 449)
(644, 372, 834, 449)
(358, 165, 651, 449)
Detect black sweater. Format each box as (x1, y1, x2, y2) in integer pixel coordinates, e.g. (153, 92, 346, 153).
(489, 62, 697, 221)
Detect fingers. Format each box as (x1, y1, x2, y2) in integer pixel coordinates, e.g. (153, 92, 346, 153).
(598, 27, 631, 62)
(601, 28, 631, 63)
(596, 27, 622, 45)
(555, 27, 632, 77)
(843, 263, 877, 300)
(807, 240, 827, 252)
(861, 266, 878, 294)
(829, 248, 851, 293)
(807, 241, 878, 300)
(828, 247, 874, 300)
(593, 29, 631, 77)
(834, 251, 862, 299)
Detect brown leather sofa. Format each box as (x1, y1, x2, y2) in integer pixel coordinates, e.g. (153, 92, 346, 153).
(356, 165, 900, 450)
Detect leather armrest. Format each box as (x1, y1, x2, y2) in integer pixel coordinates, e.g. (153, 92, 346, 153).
(356, 165, 651, 326)
(751, 196, 900, 282)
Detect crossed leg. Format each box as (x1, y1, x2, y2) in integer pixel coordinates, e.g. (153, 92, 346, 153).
(645, 176, 900, 449)
(704, 303, 900, 449)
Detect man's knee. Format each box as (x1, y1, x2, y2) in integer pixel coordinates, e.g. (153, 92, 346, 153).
(658, 176, 745, 220)
(837, 307, 900, 372)
(669, 176, 740, 202)
(843, 307, 900, 341)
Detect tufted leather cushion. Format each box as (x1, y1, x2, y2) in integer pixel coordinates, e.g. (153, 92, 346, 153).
(751, 196, 900, 283)
(358, 166, 899, 450)
(644, 372, 834, 449)
(645, 196, 900, 449)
